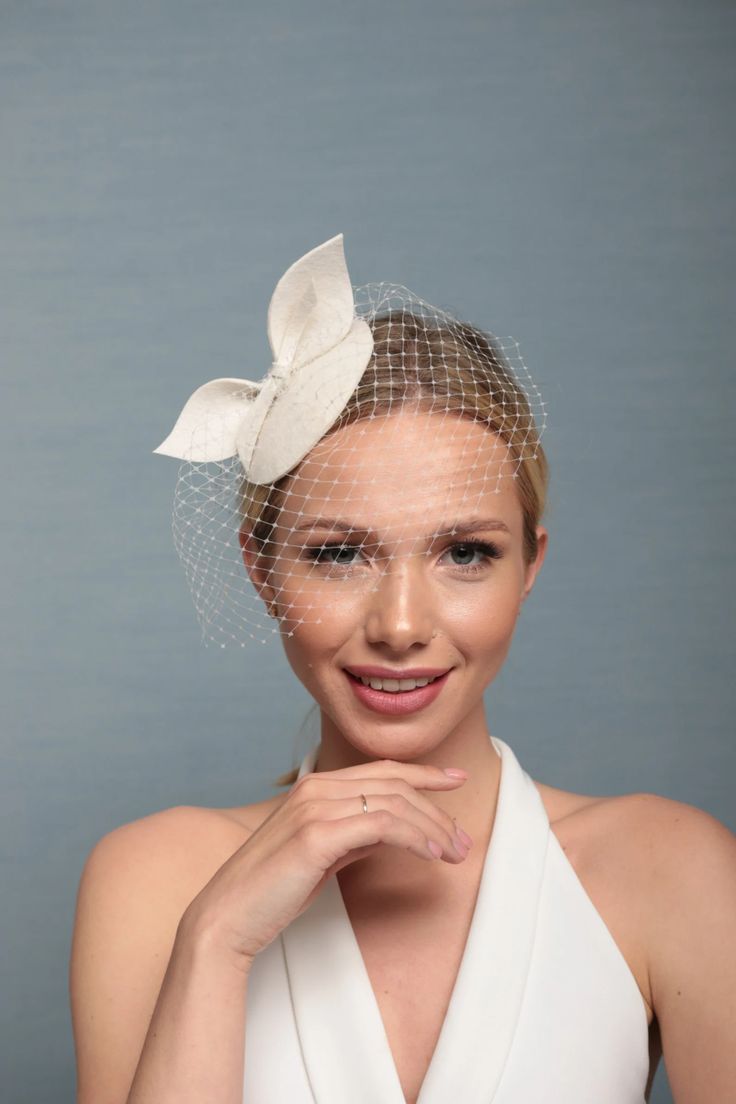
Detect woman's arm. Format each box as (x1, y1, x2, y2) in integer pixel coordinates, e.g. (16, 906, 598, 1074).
(124, 918, 250, 1104)
(643, 797, 736, 1102)
(70, 808, 253, 1104)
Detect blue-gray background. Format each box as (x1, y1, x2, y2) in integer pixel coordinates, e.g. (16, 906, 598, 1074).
(2, 2, 734, 1101)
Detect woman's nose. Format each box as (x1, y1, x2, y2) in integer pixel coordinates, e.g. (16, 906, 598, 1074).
(363, 558, 436, 651)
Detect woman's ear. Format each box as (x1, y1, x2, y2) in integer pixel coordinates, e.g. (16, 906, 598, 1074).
(238, 530, 278, 614)
(521, 525, 548, 604)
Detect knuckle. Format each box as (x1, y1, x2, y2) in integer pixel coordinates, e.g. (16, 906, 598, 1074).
(385, 792, 411, 814)
(371, 808, 394, 831)
(295, 820, 325, 851)
(294, 799, 321, 824)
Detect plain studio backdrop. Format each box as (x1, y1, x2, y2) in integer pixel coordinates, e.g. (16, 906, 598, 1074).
(2, 2, 734, 1102)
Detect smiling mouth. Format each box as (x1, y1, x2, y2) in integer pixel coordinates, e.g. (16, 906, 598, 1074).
(345, 672, 445, 693)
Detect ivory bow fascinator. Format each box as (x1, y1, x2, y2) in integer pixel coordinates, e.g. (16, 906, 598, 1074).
(153, 233, 374, 484)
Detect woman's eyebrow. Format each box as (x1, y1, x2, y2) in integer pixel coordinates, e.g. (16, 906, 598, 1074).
(292, 516, 511, 536)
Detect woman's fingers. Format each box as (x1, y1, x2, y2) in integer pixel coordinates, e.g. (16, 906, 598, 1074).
(293, 793, 469, 863)
(296, 810, 447, 868)
(299, 759, 468, 790)
(292, 771, 472, 860)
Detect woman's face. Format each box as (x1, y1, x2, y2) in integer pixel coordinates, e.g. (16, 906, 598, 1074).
(244, 409, 547, 762)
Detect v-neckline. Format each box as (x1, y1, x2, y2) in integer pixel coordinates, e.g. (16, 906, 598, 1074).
(280, 736, 551, 1104)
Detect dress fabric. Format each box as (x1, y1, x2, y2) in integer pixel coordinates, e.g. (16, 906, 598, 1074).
(242, 736, 650, 1103)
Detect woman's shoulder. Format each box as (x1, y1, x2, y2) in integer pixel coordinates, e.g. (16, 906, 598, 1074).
(596, 791, 736, 1096)
(595, 788, 736, 938)
(111, 790, 289, 845)
(562, 785, 734, 864)
(92, 793, 290, 896)
(75, 799, 277, 960)
(538, 780, 733, 899)
(81, 799, 274, 925)
(533, 773, 728, 847)
(531, 780, 730, 1016)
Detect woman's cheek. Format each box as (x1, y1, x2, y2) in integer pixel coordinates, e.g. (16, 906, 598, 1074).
(281, 624, 339, 691)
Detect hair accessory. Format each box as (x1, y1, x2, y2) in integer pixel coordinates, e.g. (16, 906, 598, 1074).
(153, 235, 374, 484)
(153, 233, 547, 648)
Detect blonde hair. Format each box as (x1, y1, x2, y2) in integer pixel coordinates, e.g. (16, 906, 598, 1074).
(238, 310, 549, 787)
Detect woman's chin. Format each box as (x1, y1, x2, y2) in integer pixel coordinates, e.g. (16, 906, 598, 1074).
(319, 708, 467, 765)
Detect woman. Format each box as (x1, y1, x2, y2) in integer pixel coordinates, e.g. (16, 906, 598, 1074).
(70, 235, 736, 1103)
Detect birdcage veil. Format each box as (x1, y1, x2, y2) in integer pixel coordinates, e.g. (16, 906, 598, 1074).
(153, 235, 547, 647)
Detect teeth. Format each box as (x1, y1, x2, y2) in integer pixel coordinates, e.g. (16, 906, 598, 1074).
(358, 675, 438, 692)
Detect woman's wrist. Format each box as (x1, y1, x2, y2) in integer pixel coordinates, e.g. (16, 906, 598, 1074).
(176, 904, 255, 979)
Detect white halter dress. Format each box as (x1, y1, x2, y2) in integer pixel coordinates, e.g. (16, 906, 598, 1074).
(242, 736, 650, 1103)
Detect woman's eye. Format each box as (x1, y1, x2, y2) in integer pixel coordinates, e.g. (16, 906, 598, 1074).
(446, 541, 502, 568)
(306, 544, 361, 565)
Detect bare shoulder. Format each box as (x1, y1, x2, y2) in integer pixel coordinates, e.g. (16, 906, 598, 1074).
(533, 775, 730, 851)
(549, 785, 736, 925)
(594, 788, 736, 877)
(71, 804, 253, 1103)
(80, 794, 288, 913)
(620, 793, 736, 1099)
(72, 800, 272, 984)
(89, 803, 256, 904)
(532, 782, 704, 1032)
(532, 777, 606, 824)
(616, 789, 736, 938)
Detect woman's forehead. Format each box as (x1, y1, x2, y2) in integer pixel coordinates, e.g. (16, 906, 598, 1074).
(295, 410, 512, 481)
(277, 411, 522, 535)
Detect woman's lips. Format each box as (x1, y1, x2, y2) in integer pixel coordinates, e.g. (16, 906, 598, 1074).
(344, 669, 451, 715)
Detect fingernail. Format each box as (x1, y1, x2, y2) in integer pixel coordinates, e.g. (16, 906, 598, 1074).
(443, 768, 468, 778)
(456, 827, 473, 848)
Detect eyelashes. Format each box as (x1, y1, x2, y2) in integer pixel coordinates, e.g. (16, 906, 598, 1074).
(302, 538, 504, 574)
(445, 540, 504, 571)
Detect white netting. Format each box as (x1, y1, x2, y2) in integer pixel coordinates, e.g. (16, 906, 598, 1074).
(161, 281, 547, 647)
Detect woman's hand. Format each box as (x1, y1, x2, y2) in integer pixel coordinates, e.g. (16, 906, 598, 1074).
(179, 760, 472, 969)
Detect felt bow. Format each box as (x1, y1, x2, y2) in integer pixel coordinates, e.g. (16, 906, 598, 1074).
(152, 233, 374, 485)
